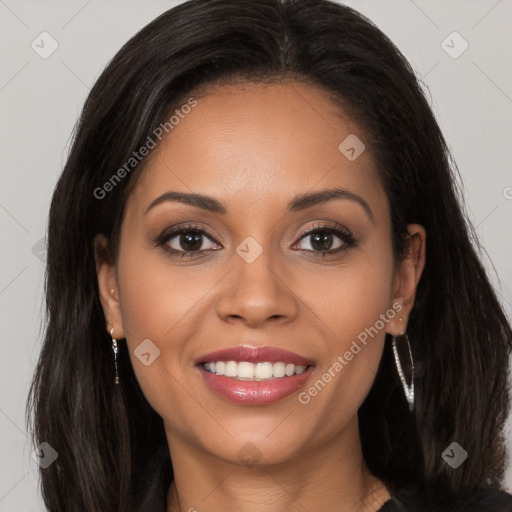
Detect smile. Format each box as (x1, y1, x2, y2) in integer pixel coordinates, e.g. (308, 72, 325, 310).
(196, 345, 316, 405)
(203, 361, 308, 380)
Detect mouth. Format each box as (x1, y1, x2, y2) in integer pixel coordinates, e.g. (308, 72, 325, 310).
(195, 345, 316, 405)
(202, 360, 310, 379)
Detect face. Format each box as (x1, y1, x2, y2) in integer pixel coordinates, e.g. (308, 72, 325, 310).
(97, 81, 425, 468)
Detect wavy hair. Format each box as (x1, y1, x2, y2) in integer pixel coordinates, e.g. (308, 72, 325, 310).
(27, 0, 512, 510)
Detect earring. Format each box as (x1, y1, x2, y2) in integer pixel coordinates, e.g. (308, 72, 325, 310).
(391, 324, 414, 411)
(110, 327, 120, 385)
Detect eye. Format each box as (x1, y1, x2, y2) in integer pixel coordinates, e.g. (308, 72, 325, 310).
(155, 224, 221, 258)
(155, 222, 356, 260)
(293, 223, 356, 256)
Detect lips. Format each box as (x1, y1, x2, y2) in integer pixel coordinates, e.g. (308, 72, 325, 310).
(195, 345, 316, 405)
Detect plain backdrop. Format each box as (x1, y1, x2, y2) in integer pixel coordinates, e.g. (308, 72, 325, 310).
(0, 0, 511, 510)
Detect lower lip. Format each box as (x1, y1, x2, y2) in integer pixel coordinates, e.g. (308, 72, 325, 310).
(198, 365, 315, 405)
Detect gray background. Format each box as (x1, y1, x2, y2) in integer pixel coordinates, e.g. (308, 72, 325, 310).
(0, 0, 511, 510)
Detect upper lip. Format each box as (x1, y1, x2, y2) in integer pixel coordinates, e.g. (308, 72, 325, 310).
(195, 345, 315, 366)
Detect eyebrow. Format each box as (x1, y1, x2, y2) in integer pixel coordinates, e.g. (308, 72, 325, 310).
(287, 187, 374, 221)
(145, 187, 374, 221)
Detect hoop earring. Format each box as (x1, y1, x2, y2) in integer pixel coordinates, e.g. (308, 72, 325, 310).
(110, 327, 120, 385)
(391, 333, 414, 411)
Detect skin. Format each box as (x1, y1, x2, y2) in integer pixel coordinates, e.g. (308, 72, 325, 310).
(96, 81, 426, 512)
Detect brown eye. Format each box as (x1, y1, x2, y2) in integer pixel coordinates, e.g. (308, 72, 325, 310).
(293, 224, 356, 256)
(155, 224, 222, 258)
(166, 229, 220, 252)
(297, 230, 343, 252)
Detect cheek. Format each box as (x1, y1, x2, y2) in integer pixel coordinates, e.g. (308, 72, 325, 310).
(117, 230, 221, 342)
(295, 241, 395, 413)
(298, 246, 395, 347)
(115, 244, 216, 411)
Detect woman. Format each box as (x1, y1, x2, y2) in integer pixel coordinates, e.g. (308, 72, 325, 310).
(26, 0, 512, 511)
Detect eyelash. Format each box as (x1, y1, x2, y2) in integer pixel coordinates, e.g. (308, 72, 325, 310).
(154, 222, 357, 260)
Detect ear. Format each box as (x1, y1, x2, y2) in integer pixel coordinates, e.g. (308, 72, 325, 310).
(94, 234, 125, 339)
(387, 224, 426, 336)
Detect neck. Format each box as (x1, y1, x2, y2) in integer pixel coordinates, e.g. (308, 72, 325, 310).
(165, 417, 391, 512)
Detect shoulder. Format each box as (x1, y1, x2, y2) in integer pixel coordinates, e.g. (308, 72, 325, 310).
(378, 484, 512, 512)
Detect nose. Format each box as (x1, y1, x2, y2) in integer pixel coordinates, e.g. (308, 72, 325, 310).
(216, 243, 299, 328)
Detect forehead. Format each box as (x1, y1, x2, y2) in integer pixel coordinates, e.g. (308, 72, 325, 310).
(128, 81, 386, 217)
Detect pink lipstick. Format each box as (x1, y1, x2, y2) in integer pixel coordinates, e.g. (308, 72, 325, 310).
(196, 345, 315, 405)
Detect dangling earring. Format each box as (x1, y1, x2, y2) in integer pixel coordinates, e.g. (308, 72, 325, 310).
(392, 318, 414, 411)
(110, 327, 120, 385)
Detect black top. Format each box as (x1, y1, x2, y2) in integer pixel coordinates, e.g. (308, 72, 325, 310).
(139, 476, 512, 511)
(138, 449, 512, 511)
(378, 485, 512, 511)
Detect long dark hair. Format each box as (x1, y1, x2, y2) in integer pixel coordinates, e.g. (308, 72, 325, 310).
(26, 0, 512, 510)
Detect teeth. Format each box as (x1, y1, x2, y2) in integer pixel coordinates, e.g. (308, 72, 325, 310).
(216, 361, 225, 375)
(273, 362, 286, 377)
(255, 362, 273, 379)
(237, 361, 255, 379)
(202, 361, 309, 379)
(224, 361, 237, 377)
